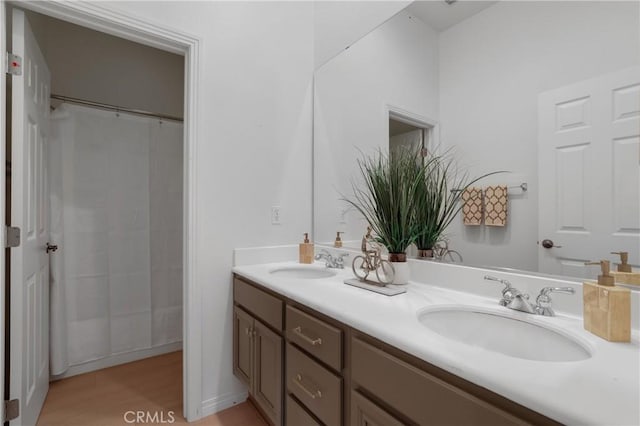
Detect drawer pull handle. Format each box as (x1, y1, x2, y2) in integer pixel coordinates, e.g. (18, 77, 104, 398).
(293, 326, 322, 346)
(294, 374, 322, 399)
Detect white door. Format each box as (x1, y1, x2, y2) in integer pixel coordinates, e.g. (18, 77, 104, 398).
(10, 9, 51, 426)
(538, 67, 640, 277)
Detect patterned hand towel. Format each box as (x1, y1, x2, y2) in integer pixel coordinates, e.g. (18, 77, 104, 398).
(484, 185, 508, 226)
(461, 187, 483, 225)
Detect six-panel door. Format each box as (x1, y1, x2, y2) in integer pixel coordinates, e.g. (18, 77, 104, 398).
(10, 9, 52, 426)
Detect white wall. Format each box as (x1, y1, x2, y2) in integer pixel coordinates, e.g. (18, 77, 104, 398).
(313, 0, 410, 68)
(25, 10, 184, 118)
(438, 1, 640, 271)
(101, 0, 314, 417)
(314, 9, 439, 244)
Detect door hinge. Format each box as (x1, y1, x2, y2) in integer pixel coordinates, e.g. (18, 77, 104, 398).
(3, 399, 19, 422)
(5, 53, 22, 76)
(5, 226, 21, 248)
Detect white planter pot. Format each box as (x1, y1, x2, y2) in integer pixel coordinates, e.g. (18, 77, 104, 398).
(390, 261, 410, 285)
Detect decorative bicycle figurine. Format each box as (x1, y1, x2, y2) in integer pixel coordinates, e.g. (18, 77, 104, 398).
(433, 239, 463, 263)
(351, 226, 395, 285)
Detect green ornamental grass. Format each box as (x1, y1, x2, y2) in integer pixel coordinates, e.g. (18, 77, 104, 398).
(345, 147, 501, 255)
(344, 148, 427, 255)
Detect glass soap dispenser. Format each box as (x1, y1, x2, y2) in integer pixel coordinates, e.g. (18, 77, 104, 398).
(334, 232, 344, 248)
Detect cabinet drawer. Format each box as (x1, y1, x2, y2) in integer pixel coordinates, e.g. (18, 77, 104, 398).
(286, 395, 321, 426)
(234, 278, 283, 330)
(351, 337, 524, 426)
(287, 343, 342, 426)
(350, 390, 406, 426)
(286, 305, 342, 371)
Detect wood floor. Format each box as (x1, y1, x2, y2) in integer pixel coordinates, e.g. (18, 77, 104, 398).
(37, 351, 267, 426)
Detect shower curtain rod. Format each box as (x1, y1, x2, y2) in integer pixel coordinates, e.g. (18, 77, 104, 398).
(50, 94, 184, 122)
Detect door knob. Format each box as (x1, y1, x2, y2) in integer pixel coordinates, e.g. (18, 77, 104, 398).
(540, 239, 562, 249)
(46, 242, 58, 254)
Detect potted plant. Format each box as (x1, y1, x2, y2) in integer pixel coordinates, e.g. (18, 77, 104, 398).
(344, 148, 425, 284)
(414, 150, 499, 258)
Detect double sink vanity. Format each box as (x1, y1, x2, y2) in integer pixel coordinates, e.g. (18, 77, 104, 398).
(232, 250, 640, 426)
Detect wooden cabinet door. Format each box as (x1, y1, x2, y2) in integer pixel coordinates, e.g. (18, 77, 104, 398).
(233, 307, 254, 387)
(254, 319, 283, 425)
(351, 391, 405, 426)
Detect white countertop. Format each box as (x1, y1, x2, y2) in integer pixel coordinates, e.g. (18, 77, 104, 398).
(233, 260, 640, 426)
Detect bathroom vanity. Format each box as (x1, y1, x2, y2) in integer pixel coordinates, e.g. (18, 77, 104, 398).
(230, 2, 640, 424)
(232, 259, 639, 426)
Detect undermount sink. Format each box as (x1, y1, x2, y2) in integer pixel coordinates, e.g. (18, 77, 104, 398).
(269, 266, 337, 279)
(418, 306, 591, 362)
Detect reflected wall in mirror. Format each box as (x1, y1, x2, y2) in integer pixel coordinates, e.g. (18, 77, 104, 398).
(313, 1, 640, 280)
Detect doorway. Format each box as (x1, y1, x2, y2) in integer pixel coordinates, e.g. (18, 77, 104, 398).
(387, 107, 438, 258)
(2, 3, 201, 424)
(387, 107, 437, 159)
(389, 118, 426, 154)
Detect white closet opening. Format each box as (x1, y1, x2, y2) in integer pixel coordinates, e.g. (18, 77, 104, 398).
(5, 6, 187, 423)
(30, 8, 186, 380)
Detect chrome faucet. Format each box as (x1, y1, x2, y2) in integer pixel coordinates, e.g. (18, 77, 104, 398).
(535, 287, 575, 316)
(483, 276, 574, 316)
(484, 275, 536, 313)
(315, 249, 349, 269)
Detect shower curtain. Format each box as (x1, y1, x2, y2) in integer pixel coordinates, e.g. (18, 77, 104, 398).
(49, 103, 183, 376)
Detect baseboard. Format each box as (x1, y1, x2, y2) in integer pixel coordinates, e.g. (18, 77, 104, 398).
(201, 390, 249, 418)
(51, 341, 183, 380)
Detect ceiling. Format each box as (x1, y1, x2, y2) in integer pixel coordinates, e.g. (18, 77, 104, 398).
(406, 1, 498, 32)
(389, 119, 422, 137)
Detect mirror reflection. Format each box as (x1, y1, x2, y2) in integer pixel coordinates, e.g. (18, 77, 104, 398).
(313, 1, 640, 280)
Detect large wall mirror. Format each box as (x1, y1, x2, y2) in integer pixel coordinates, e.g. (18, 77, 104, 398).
(313, 1, 640, 281)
